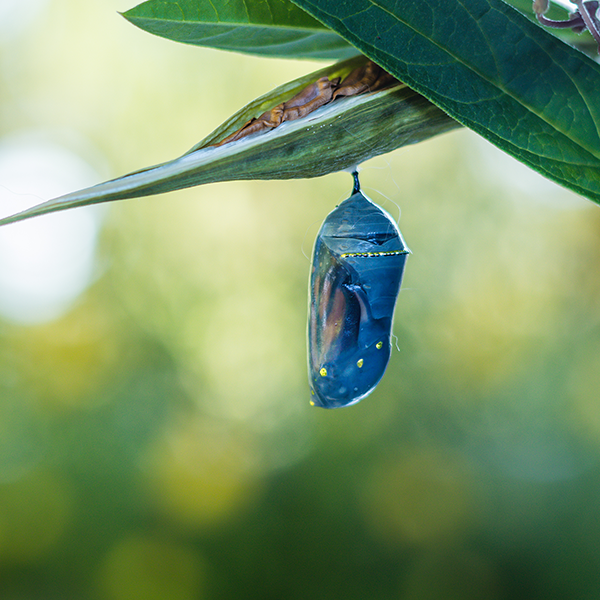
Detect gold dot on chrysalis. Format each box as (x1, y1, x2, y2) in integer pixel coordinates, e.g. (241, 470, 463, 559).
(357, 358, 364, 368)
(376, 341, 383, 350)
(320, 367, 327, 377)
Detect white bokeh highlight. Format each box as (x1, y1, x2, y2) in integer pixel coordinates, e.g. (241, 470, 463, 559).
(0, 0, 49, 41)
(0, 133, 105, 324)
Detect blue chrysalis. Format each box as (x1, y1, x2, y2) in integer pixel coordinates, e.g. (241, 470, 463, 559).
(308, 172, 410, 408)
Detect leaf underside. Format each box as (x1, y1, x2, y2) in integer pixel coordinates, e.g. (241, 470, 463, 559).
(0, 57, 459, 226)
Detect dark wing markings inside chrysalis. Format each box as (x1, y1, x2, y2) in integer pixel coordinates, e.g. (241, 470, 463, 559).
(308, 172, 410, 408)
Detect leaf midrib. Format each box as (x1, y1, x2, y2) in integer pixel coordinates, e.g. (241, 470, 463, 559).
(130, 14, 337, 33)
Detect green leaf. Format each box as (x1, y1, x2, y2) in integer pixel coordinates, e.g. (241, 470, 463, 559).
(290, 0, 600, 203)
(0, 57, 458, 227)
(122, 0, 357, 59)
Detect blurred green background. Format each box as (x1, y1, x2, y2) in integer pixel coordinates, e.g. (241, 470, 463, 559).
(1, 0, 600, 598)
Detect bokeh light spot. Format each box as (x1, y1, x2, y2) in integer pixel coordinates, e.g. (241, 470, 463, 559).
(0, 133, 105, 324)
(0, 0, 49, 41)
(186, 294, 302, 421)
(10, 302, 122, 410)
(0, 470, 72, 563)
(99, 534, 204, 600)
(361, 448, 477, 547)
(143, 418, 262, 530)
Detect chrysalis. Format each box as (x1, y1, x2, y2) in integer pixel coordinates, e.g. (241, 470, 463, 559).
(308, 172, 410, 408)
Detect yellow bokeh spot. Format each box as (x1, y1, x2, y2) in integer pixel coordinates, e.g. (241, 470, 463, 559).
(143, 418, 262, 530)
(357, 358, 364, 368)
(99, 534, 204, 600)
(11, 300, 121, 411)
(361, 448, 477, 547)
(182, 293, 303, 421)
(319, 367, 327, 377)
(0, 471, 72, 563)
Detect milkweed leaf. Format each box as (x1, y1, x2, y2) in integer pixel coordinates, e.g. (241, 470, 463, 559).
(122, 0, 356, 59)
(0, 57, 459, 227)
(290, 0, 600, 203)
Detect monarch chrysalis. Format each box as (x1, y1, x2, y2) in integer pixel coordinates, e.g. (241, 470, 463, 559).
(308, 172, 410, 408)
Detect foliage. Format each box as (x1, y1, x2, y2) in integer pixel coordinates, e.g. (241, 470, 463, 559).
(123, 0, 600, 203)
(1, 0, 598, 227)
(0, 58, 458, 226)
(122, 0, 357, 59)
